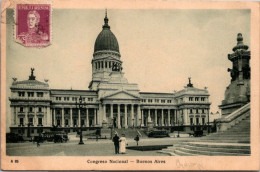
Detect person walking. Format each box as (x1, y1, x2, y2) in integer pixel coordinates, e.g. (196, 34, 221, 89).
(119, 134, 127, 154)
(112, 133, 120, 154)
(134, 135, 139, 146)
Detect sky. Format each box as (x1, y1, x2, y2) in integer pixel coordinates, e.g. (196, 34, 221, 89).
(5, 9, 250, 131)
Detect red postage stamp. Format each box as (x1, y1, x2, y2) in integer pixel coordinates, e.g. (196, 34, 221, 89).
(15, 4, 51, 47)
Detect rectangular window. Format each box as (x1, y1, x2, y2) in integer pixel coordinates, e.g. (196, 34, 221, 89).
(190, 118, 193, 125)
(143, 99, 146, 103)
(82, 97, 85, 101)
(189, 97, 193, 101)
(57, 119, 61, 126)
(88, 98, 93, 101)
(202, 118, 205, 125)
(167, 100, 171, 103)
(155, 99, 159, 103)
(38, 118, 42, 125)
(196, 118, 199, 125)
(20, 107, 23, 112)
(38, 107, 42, 112)
(59, 97, 61, 101)
(29, 107, 33, 112)
(20, 118, 24, 125)
(190, 109, 193, 114)
(28, 92, 34, 97)
(56, 97, 59, 100)
(195, 97, 199, 101)
(148, 99, 153, 103)
(74, 119, 77, 126)
(37, 92, 43, 97)
(196, 109, 199, 113)
(65, 119, 69, 126)
(18, 92, 25, 97)
(29, 118, 33, 124)
(161, 100, 165, 103)
(202, 109, 205, 113)
(201, 97, 205, 101)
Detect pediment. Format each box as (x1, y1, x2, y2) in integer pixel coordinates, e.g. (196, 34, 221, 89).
(103, 90, 140, 100)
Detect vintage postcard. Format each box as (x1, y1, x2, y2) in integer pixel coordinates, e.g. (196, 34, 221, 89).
(1, 0, 259, 171)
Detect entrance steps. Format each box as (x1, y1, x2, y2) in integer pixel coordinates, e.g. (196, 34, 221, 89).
(159, 107, 250, 156)
(114, 128, 148, 138)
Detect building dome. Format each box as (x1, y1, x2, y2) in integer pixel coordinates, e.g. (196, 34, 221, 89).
(94, 12, 119, 53)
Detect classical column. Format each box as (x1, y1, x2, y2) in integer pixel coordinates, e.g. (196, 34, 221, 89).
(155, 109, 158, 126)
(61, 108, 64, 127)
(117, 104, 121, 129)
(86, 108, 89, 127)
(34, 106, 37, 126)
(110, 104, 113, 119)
(168, 109, 170, 126)
(141, 109, 144, 126)
(25, 106, 28, 125)
(94, 108, 96, 126)
(148, 109, 151, 122)
(78, 108, 81, 126)
(11, 106, 15, 125)
(137, 105, 141, 126)
(46, 107, 51, 126)
(161, 109, 164, 126)
(131, 104, 134, 127)
(70, 108, 73, 127)
(103, 104, 107, 123)
(124, 104, 128, 128)
(53, 108, 56, 126)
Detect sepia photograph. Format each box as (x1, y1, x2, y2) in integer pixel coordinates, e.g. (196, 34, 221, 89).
(1, 0, 259, 171)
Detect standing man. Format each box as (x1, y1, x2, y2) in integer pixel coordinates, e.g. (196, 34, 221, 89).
(112, 133, 120, 154)
(134, 135, 140, 146)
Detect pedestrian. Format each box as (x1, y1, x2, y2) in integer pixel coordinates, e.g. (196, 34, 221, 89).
(112, 133, 120, 154)
(36, 137, 40, 147)
(119, 134, 128, 154)
(134, 135, 139, 146)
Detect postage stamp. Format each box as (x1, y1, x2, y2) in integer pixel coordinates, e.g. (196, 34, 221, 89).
(15, 4, 51, 47)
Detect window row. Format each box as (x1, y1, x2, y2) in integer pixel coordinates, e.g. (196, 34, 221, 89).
(189, 108, 207, 114)
(19, 117, 43, 126)
(94, 61, 121, 70)
(141, 99, 172, 103)
(55, 97, 94, 102)
(188, 97, 206, 101)
(190, 117, 206, 125)
(19, 107, 43, 113)
(18, 91, 44, 97)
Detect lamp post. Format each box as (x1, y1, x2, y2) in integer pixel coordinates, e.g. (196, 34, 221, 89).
(27, 122, 32, 138)
(177, 117, 180, 138)
(75, 96, 86, 145)
(207, 109, 210, 134)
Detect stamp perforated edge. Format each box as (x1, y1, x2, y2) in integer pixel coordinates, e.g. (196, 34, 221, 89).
(13, 0, 53, 48)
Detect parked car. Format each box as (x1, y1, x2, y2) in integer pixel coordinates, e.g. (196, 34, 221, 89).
(6, 133, 24, 143)
(54, 133, 69, 143)
(193, 130, 203, 137)
(148, 130, 170, 138)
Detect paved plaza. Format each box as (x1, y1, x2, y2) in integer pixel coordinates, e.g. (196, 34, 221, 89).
(6, 137, 193, 156)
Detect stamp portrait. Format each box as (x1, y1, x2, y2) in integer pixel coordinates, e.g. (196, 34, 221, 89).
(15, 4, 51, 47)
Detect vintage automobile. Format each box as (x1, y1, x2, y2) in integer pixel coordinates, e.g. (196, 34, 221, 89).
(193, 130, 204, 137)
(54, 133, 69, 143)
(148, 130, 170, 138)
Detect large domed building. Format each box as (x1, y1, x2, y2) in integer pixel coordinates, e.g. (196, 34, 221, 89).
(8, 11, 211, 136)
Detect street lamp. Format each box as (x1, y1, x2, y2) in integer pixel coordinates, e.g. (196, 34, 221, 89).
(177, 117, 180, 138)
(207, 109, 210, 134)
(75, 96, 87, 145)
(27, 122, 33, 138)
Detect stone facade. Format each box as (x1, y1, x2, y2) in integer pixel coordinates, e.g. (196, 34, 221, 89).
(219, 33, 250, 116)
(9, 13, 211, 135)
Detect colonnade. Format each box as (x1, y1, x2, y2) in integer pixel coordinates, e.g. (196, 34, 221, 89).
(141, 109, 179, 127)
(102, 104, 141, 129)
(52, 108, 98, 127)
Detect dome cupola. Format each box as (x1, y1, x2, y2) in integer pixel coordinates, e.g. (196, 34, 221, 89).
(94, 11, 120, 53)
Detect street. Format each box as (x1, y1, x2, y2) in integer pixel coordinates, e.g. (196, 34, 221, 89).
(6, 137, 193, 156)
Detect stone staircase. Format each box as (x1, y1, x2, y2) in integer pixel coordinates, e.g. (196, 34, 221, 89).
(114, 128, 148, 138)
(160, 104, 250, 156)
